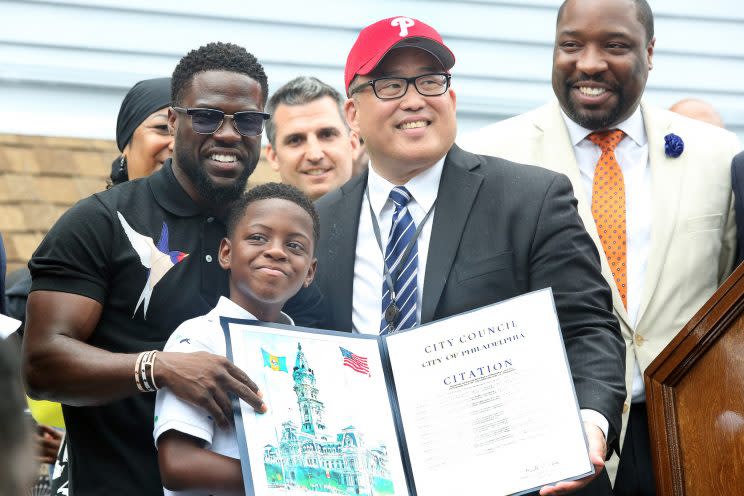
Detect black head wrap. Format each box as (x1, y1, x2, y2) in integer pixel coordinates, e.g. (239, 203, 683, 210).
(115, 77, 171, 152)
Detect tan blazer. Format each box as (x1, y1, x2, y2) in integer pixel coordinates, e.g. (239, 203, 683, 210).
(459, 100, 741, 480)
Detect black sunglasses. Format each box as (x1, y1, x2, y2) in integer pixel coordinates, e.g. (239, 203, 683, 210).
(172, 107, 270, 137)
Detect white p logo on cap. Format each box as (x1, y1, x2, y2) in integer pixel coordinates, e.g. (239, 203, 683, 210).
(391, 16, 415, 37)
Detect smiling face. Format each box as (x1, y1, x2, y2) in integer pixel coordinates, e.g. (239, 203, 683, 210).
(124, 108, 173, 179)
(345, 47, 457, 185)
(552, 0, 654, 130)
(266, 96, 357, 200)
(169, 70, 263, 206)
(219, 198, 317, 322)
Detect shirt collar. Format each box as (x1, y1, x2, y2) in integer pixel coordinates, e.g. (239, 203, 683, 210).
(366, 157, 445, 215)
(560, 106, 647, 148)
(148, 158, 203, 217)
(209, 296, 294, 325)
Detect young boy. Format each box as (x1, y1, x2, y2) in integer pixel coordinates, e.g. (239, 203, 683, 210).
(154, 183, 319, 495)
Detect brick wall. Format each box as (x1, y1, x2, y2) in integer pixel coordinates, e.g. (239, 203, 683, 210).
(0, 134, 279, 274)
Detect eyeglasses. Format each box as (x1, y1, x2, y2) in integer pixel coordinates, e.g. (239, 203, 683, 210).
(172, 107, 270, 136)
(350, 73, 451, 100)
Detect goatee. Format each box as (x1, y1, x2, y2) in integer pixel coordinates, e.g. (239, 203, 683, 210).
(175, 148, 256, 205)
(562, 85, 625, 131)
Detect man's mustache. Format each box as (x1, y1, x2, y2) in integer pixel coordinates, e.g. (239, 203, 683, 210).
(566, 75, 619, 91)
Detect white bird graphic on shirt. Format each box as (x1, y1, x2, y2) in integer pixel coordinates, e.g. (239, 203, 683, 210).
(117, 211, 188, 318)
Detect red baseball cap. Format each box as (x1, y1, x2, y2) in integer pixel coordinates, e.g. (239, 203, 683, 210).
(344, 16, 456, 96)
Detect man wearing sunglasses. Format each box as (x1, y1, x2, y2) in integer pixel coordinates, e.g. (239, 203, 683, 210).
(22, 42, 323, 495)
(312, 17, 624, 495)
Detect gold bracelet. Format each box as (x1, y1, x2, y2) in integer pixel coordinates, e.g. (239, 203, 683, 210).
(140, 351, 155, 392)
(149, 351, 159, 390)
(134, 351, 146, 392)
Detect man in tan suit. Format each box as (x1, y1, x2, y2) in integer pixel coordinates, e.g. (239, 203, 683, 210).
(460, 0, 740, 494)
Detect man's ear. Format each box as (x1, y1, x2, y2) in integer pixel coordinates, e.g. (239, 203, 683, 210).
(266, 143, 280, 172)
(303, 258, 318, 288)
(167, 107, 177, 135)
(344, 98, 361, 135)
(647, 37, 656, 70)
(218, 238, 232, 270)
(349, 129, 361, 155)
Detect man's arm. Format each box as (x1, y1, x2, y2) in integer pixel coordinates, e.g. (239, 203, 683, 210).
(528, 173, 626, 444)
(525, 173, 625, 493)
(22, 290, 265, 428)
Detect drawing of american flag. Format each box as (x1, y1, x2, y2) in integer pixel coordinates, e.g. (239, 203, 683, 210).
(339, 347, 369, 375)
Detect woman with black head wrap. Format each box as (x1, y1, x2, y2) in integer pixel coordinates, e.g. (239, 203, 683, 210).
(9, 77, 174, 323)
(109, 77, 173, 187)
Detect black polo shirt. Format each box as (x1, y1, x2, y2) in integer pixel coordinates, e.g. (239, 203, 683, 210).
(30, 160, 229, 494)
(30, 159, 326, 495)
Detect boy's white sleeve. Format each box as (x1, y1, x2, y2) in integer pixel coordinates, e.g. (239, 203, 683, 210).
(153, 317, 220, 449)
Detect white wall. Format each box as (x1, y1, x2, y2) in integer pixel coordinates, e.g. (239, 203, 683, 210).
(1, 0, 743, 141)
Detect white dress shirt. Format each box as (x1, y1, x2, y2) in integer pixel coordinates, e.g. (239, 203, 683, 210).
(352, 158, 444, 334)
(561, 107, 651, 403)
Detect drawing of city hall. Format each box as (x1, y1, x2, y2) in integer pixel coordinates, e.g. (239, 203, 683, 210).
(263, 343, 394, 495)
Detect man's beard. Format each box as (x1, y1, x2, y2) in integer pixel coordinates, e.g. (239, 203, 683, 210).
(175, 147, 256, 205)
(562, 85, 625, 131)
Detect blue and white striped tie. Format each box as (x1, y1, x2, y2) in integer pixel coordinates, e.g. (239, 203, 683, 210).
(380, 186, 418, 333)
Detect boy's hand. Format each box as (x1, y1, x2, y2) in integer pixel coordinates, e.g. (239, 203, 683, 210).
(155, 351, 267, 429)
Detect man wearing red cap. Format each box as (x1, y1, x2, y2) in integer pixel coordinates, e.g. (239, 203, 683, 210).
(313, 16, 624, 496)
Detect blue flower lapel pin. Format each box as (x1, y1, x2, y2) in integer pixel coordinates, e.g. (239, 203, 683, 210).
(664, 133, 684, 158)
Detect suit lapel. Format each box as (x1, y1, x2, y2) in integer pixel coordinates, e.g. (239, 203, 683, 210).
(421, 146, 483, 323)
(324, 172, 366, 331)
(534, 102, 588, 207)
(635, 104, 681, 327)
(535, 102, 633, 328)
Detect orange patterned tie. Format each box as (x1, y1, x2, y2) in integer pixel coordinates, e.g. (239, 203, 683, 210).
(589, 129, 627, 308)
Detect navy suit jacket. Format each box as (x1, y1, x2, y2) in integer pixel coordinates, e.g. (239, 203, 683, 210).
(313, 144, 626, 452)
(731, 150, 744, 266)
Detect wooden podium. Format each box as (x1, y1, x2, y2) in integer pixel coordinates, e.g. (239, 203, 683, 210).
(645, 263, 744, 495)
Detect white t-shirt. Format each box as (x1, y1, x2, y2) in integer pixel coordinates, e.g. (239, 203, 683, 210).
(153, 296, 292, 496)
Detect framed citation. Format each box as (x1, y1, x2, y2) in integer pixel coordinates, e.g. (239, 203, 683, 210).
(223, 288, 593, 496)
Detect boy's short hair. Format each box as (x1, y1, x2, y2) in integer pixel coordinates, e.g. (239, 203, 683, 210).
(226, 182, 320, 244)
(171, 42, 269, 106)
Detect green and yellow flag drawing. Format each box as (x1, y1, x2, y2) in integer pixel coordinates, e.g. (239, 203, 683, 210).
(261, 348, 288, 372)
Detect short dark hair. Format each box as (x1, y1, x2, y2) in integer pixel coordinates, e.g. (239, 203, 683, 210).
(226, 182, 320, 245)
(171, 42, 269, 106)
(264, 76, 348, 147)
(557, 0, 654, 43)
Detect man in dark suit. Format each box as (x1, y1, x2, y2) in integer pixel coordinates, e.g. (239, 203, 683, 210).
(732, 150, 744, 266)
(314, 16, 625, 496)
